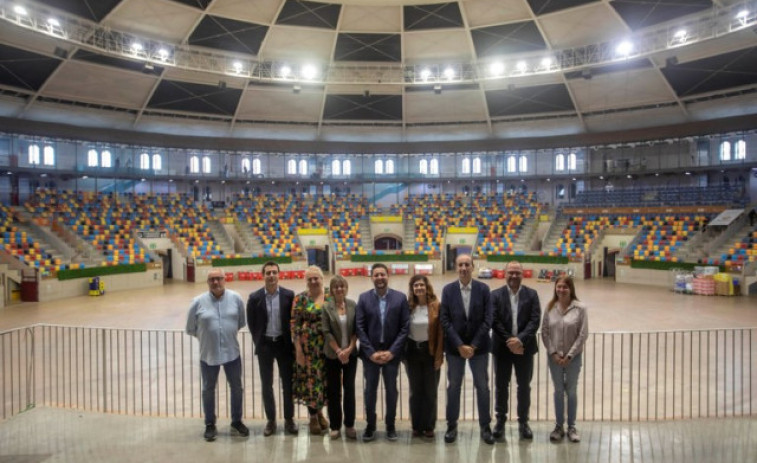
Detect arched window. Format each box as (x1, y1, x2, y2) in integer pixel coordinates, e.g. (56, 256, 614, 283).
(87, 149, 99, 167)
(430, 158, 439, 175)
(287, 159, 297, 174)
(719, 141, 731, 161)
(332, 159, 341, 176)
(298, 159, 307, 176)
(152, 154, 162, 171)
(555, 153, 565, 171)
(461, 157, 471, 174)
(140, 152, 150, 170)
(419, 159, 428, 175)
(734, 140, 746, 160)
(342, 160, 351, 176)
(252, 158, 262, 175)
(43, 146, 55, 166)
(567, 152, 577, 171)
(472, 157, 481, 174)
(241, 158, 251, 173)
(28, 144, 40, 165)
(375, 159, 384, 174)
(507, 155, 516, 173)
(386, 159, 395, 174)
(519, 155, 528, 173)
(101, 150, 112, 168)
(202, 156, 211, 174)
(189, 156, 200, 173)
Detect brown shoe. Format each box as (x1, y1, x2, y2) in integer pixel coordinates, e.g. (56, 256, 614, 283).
(345, 427, 357, 439)
(263, 420, 276, 437)
(309, 416, 321, 435)
(317, 410, 329, 433)
(284, 419, 299, 435)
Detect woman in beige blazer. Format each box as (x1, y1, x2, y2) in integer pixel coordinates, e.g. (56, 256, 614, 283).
(321, 275, 358, 439)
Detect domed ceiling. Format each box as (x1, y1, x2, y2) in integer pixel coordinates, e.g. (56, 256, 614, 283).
(0, 0, 756, 142)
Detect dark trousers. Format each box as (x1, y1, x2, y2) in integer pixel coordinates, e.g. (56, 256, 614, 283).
(257, 338, 295, 422)
(201, 356, 243, 425)
(325, 355, 358, 430)
(362, 355, 400, 429)
(493, 350, 535, 424)
(403, 341, 440, 432)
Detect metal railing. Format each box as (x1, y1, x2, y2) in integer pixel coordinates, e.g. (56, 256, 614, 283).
(2, 325, 753, 422)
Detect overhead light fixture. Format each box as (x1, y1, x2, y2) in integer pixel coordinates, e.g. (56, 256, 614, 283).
(280, 65, 291, 78)
(143, 62, 155, 72)
(131, 42, 143, 53)
(674, 29, 687, 41)
(433, 84, 442, 94)
(489, 62, 505, 76)
(665, 56, 678, 67)
(293, 85, 301, 94)
(157, 48, 169, 60)
(47, 18, 60, 27)
(616, 40, 633, 57)
(736, 10, 749, 25)
(516, 61, 527, 72)
(420, 68, 431, 82)
(541, 57, 552, 68)
(13, 5, 28, 15)
(53, 46, 68, 59)
(232, 61, 243, 73)
(443, 67, 455, 80)
(581, 69, 592, 80)
(301, 64, 318, 80)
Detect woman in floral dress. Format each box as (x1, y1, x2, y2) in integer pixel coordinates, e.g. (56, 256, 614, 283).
(291, 265, 329, 435)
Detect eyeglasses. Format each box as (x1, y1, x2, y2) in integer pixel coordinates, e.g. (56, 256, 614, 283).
(207, 276, 224, 282)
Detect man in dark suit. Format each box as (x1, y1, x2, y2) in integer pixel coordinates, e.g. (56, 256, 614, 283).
(355, 263, 410, 442)
(246, 261, 298, 436)
(491, 261, 541, 440)
(440, 253, 495, 445)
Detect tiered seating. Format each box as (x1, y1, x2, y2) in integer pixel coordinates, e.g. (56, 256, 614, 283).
(402, 192, 540, 257)
(574, 185, 745, 207)
(631, 215, 705, 262)
(553, 214, 705, 261)
(0, 204, 64, 276)
(715, 228, 757, 268)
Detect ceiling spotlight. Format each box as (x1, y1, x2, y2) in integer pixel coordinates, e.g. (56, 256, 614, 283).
(616, 40, 633, 57)
(599, 176, 604, 180)
(736, 10, 749, 22)
(674, 29, 687, 40)
(47, 18, 60, 27)
(626, 174, 632, 179)
(489, 61, 505, 76)
(13, 5, 28, 15)
(516, 61, 527, 72)
(131, 42, 143, 53)
(685, 171, 691, 175)
(232, 61, 243, 73)
(301, 64, 318, 80)
(280, 65, 291, 78)
(541, 57, 552, 68)
(420, 68, 431, 82)
(157, 48, 169, 60)
(443, 67, 455, 80)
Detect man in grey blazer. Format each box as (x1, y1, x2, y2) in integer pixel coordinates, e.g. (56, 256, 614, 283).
(246, 261, 298, 436)
(355, 263, 410, 442)
(440, 253, 495, 445)
(491, 261, 541, 441)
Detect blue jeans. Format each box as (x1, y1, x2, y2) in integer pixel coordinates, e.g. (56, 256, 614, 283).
(548, 354, 582, 427)
(446, 353, 491, 428)
(201, 356, 243, 425)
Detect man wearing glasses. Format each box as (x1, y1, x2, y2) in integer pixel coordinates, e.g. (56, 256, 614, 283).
(186, 268, 249, 441)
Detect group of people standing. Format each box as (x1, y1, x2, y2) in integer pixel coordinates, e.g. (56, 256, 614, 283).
(185, 256, 589, 446)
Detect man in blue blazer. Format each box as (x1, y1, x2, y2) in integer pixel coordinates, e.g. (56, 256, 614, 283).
(491, 261, 541, 440)
(246, 261, 298, 437)
(440, 254, 495, 445)
(355, 263, 410, 442)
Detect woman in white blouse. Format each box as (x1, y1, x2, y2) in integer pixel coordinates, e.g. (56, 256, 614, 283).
(541, 275, 588, 443)
(321, 275, 358, 439)
(404, 274, 444, 439)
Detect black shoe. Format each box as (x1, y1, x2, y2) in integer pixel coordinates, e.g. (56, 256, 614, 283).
(519, 422, 533, 440)
(444, 425, 458, 444)
(204, 424, 217, 441)
(284, 419, 299, 435)
(481, 426, 495, 445)
(363, 427, 376, 442)
(231, 421, 250, 437)
(263, 420, 276, 436)
(492, 421, 505, 440)
(386, 426, 398, 441)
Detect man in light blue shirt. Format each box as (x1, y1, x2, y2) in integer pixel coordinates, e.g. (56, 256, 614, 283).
(186, 268, 248, 441)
